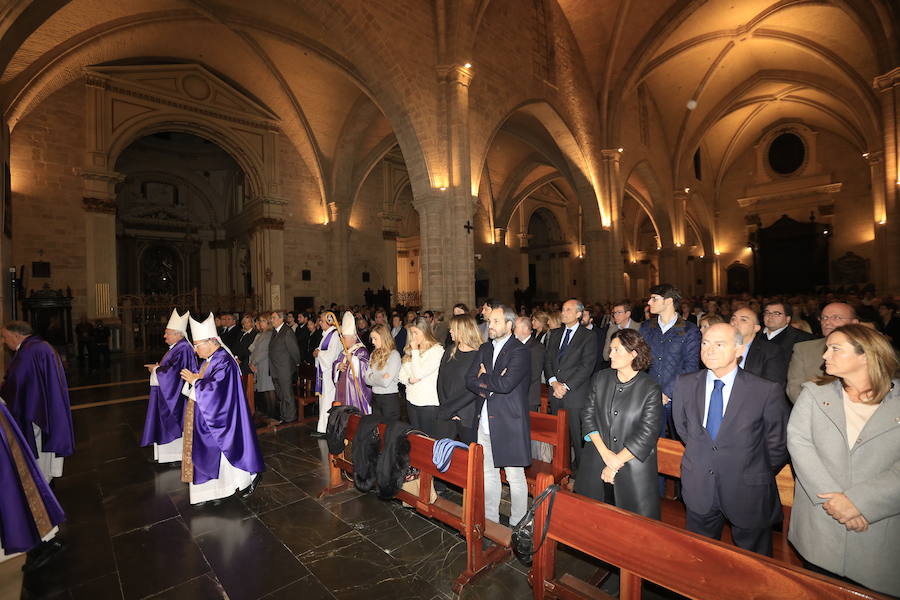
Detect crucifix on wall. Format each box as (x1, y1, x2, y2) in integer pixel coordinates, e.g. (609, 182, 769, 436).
(464, 220, 474, 234)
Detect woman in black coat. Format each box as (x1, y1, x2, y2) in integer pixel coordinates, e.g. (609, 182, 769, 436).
(575, 328, 663, 519)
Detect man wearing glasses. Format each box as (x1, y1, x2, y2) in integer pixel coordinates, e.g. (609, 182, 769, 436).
(600, 302, 640, 367)
(786, 302, 857, 402)
(760, 301, 813, 359)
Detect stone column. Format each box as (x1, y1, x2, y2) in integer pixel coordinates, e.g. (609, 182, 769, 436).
(380, 210, 401, 296)
(658, 247, 679, 286)
(874, 68, 900, 293)
(326, 201, 351, 304)
(80, 169, 124, 319)
(249, 218, 285, 310)
(866, 151, 888, 291)
(1, 117, 8, 324)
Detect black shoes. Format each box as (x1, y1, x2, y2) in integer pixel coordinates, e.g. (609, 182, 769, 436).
(22, 539, 65, 573)
(241, 473, 262, 499)
(194, 498, 224, 508)
(309, 431, 326, 439)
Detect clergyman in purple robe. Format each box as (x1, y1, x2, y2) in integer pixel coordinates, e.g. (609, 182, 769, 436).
(180, 313, 264, 506)
(0, 321, 74, 482)
(332, 312, 372, 414)
(140, 309, 197, 464)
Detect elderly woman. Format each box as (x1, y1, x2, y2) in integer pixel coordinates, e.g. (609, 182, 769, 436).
(787, 324, 900, 597)
(576, 329, 663, 519)
(249, 312, 275, 419)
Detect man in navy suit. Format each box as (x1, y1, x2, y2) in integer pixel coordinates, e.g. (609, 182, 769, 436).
(467, 304, 532, 528)
(672, 323, 789, 556)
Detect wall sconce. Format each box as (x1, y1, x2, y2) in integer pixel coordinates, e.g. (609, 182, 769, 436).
(683, 187, 690, 194)
(617, 147, 624, 153)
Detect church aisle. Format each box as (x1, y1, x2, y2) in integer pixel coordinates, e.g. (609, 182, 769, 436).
(19, 401, 547, 600)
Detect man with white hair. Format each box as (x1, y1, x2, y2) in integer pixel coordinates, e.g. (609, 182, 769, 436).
(787, 302, 858, 402)
(332, 312, 372, 414)
(140, 309, 197, 464)
(180, 313, 264, 506)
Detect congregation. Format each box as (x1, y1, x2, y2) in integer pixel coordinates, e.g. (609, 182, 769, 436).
(2, 285, 899, 598)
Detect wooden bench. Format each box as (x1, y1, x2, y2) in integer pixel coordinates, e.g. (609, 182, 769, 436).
(294, 364, 319, 425)
(320, 412, 512, 594)
(529, 472, 888, 600)
(656, 437, 799, 564)
(503, 409, 571, 496)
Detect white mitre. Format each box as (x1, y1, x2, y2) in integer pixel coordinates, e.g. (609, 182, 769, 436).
(166, 308, 189, 335)
(341, 311, 357, 336)
(189, 312, 218, 342)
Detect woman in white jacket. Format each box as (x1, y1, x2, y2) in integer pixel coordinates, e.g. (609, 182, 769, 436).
(398, 317, 443, 437)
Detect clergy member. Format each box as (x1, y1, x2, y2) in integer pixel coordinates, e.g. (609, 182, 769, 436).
(0, 398, 66, 573)
(179, 313, 264, 506)
(332, 311, 372, 414)
(312, 312, 341, 438)
(140, 309, 197, 464)
(0, 321, 74, 482)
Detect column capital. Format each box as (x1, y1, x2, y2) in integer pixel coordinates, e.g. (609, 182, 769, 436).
(673, 189, 689, 202)
(864, 150, 884, 166)
(82, 197, 117, 214)
(436, 64, 474, 87)
(874, 67, 900, 91)
(249, 217, 284, 233)
(600, 148, 623, 162)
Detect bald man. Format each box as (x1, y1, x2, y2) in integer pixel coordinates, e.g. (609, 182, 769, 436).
(786, 302, 858, 402)
(673, 323, 789, 556)
(729, 308, 788, 384)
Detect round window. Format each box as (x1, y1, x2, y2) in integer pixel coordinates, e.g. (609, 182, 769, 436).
(768, 132, 805, 175)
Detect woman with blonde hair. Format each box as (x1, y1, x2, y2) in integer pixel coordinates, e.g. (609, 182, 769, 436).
(787, 324, 900, 596)
(698, 313, 724, 333)
(547, 311, 562, 331)
(531, 311, 551, 345)
(436, 314, 482, 443)
(399, 317, 444, 437)
(363, 324, 402, 419)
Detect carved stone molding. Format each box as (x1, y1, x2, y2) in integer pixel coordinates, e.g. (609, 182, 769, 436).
(249, 217, 285, 233)
(82, 197, 117, 214)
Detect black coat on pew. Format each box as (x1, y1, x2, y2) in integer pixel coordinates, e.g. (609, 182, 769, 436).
(466, 336, 532, 468)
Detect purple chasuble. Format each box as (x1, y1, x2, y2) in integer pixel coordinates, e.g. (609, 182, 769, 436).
(332, 343, 372, 414)
(315, 329, 337, 394)
(190, 348, 264, 485)
(0, 401, 65, 553)
(0, 336, 74, 458)
(140, 338, 198, 447)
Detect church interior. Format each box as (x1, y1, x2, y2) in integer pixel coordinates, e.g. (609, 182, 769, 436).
(1, 1, 899, 599)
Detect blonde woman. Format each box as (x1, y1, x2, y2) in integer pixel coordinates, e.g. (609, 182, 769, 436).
(532, 311, 551, 346)
(787, 324, 900, 596)
(398, 317, 444, 437)
(363, 324, 402, 419)
(436, 314, 482, 443)
(547, 311, 562, 331)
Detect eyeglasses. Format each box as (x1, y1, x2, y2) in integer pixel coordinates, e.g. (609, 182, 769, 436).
(762, 311, 784, 317)
(612, 310, 628, 315)
(820, 315, 851, 322)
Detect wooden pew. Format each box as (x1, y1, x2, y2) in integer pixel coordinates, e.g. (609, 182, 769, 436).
(294, 363, 319, 425)
(529, 472, 889, 600)
(320, 413, 512, 594)
(504, 410, 571, 496)
(656, 437, 798, 563)
(243, 372, 255, 415)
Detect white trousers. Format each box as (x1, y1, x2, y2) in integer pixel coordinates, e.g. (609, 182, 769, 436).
(316, 383, 336, 433)
(33, 425, 63, 482)
(153, 437, 183, 463)
(478, 427, 528, 527)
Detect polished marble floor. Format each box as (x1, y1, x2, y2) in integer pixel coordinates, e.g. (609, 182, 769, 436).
(21, 356, 641, 600)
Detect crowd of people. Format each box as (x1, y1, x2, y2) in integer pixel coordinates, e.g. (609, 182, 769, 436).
(1, 285, 898, 597)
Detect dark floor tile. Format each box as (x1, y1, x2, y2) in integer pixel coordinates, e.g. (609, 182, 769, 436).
(267, 426, 324, 452)
(69, 573, 123, 600)
(264, 450, 326, 479)
(195, 516, 307, 600)
(387, 525, 468, 593)
(103, 479, 180, 535)
(241, 470, 308, 515)
(168, 487, 254, 538)
(97, 456, 157, 496)
(256, 435, 296, 456)
(259, 497, 353, 555)
(52, 471, 105, 526)
(145, 574, 227, 599)
(112, 518, 209, 600)
(299, 531, 406, 594)
(291, 470, 364, 507)
(457, 563, 532, 600)
(328, 494, 436, 553)
(261, 575, 335, 600)
(332, 574, 443, 600)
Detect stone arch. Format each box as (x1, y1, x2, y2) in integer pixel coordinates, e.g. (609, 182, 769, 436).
(622, 160, 673, 247)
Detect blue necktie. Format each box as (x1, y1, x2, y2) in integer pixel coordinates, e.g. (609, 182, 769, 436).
(558, 328, 572, 358)
(706, 379, 725, 440)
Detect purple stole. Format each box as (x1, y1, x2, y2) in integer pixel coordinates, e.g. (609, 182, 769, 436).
(315, 329, 337, 395)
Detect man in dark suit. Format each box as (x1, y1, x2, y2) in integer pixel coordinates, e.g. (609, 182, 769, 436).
(234, 315, 257, 376)
(218, 313, 240, 353)
(295, 312, 311, 361)
(514, 316, 545, 411)
(761, 301, 813, 358)
(268, 310, 301, 423)
(466, 304, 532, 528)
(672, 323, 789, 556)
(543, 298, 597, 469)
(730, 307, 788, 384)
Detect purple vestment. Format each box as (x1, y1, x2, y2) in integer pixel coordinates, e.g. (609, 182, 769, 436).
(140, 338, 198, 447)
(0, 336, 74, 458)
(332, 343, 372, 414)
(190, 348, 264, 485)
(0, 400, 65, 553)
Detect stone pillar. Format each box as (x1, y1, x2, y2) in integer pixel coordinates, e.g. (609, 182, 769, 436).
(80, 169, 124, 319)
(326, 201, 351, 304)
(658, 247, 679, 286)
(249, 219, 285, 310)
(866, 151, 888, 291)
(1, 117, 8, 324)
(874, 68, 900, 293)
(583, 229, 605, 302)
(208, 239, 231, 296)
(380, 210, 401, 296)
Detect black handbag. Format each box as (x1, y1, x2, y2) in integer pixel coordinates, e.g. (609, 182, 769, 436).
(510, 484, 559, 567)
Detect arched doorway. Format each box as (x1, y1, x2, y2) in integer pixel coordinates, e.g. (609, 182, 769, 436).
(527, 208, 569, 301)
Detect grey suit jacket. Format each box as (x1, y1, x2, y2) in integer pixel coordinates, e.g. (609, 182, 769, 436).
(787, 338, 826, 402)
(268, 324, 301, 383)
(601, 320, 641, 361)
(787, 379, 900, 596)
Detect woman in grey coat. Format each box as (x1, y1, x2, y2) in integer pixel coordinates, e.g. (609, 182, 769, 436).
(787, 324, 900, 597)
(249, 313, 275, 416)
(576, 329, 663, 519)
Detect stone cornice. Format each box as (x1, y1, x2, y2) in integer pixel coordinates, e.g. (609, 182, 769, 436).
(249, 217, 285, 232)
(737, 182, 842, 209)
(436, 64, 474, 87)
(82, 197, 117, 214)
